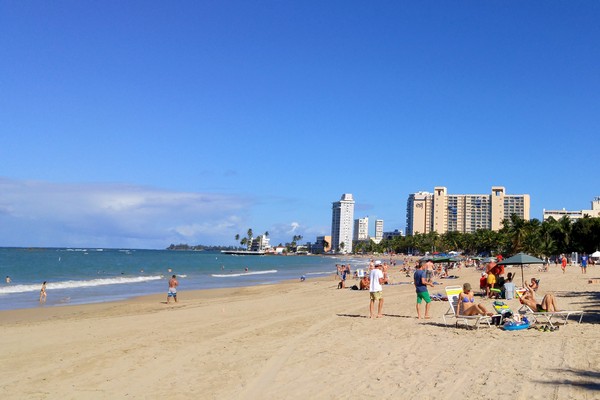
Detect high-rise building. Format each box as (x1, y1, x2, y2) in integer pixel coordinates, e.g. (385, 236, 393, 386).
(375, 219, 384, 242)
(353, 217, 369, 241)
(331, 194, 355, 253)
(406, 191, 433, 235)
(543, 197, 600, 221)
(406, 187, 530, 235)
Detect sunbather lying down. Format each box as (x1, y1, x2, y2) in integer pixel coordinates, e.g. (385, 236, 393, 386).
(520, 290, 560, 312)
(459, 283, 494, 316)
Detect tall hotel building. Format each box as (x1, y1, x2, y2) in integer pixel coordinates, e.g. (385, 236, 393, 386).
(374, 219, 384, 243)
(353, 217, 369, 241)
(331, 194, 355, 253)
(406, 186, 530, 235)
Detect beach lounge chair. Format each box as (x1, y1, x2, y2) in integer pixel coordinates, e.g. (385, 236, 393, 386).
(521, 305, 584, 328)
(442, 286, 492, 329)
(516, 289, 584, 328)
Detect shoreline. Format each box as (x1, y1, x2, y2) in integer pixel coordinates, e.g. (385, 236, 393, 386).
(2, 263, 599, 399)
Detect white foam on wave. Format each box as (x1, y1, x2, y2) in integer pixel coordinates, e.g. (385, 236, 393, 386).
(305, 271, 336, 276)
(0, 276, 163, 295)
(211, 269, 278, 278)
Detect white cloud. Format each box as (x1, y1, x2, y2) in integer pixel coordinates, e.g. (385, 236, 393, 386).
(0, 178, 253, 248)
(288, 222, 300, 233)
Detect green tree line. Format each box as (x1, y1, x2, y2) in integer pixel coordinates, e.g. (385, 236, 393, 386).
(353, 215, 600, 258)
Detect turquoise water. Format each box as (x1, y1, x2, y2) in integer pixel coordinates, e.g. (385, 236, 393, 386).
(0, 248, 368, 311)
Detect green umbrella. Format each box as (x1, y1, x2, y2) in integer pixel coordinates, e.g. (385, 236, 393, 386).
(497, 252, 545, 287)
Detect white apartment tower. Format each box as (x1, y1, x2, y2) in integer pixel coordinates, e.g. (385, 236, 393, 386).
(331, 194, 355, 253)
(375, 219, 384, 242)
(354, 217, 369, 241)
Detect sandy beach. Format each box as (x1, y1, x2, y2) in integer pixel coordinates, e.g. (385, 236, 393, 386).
(1, 261, 599, 399)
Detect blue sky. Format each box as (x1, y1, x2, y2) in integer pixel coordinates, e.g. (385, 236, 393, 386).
(1, 1, 599, 249)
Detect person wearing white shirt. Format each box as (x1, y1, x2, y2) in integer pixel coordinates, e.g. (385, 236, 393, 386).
(369, 261, 386, 318)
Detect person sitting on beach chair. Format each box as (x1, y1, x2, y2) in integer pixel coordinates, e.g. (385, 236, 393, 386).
(503, 273, 516, 300)
(528, 278, 539, 291)
(519, 290, 559, 312)
(458, 283, 494, 316)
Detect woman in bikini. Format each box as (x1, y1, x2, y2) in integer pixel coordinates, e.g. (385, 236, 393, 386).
(520, 290, 560, 312)
(39, 281, 47, 303)
(458, 282, 493, 316)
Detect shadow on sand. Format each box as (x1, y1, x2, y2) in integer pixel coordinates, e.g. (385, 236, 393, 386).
(555, 289, 600, 324)
(533, 368, 600, 391)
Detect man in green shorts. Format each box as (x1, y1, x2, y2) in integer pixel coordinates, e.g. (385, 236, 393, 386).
(414, 258, 435, 319)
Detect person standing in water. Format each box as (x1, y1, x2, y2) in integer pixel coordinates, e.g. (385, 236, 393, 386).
(167, 275, 178, 303)
(40, 281, 47, 303)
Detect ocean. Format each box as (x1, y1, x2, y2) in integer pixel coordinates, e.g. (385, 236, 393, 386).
(0, 248, 370, 311)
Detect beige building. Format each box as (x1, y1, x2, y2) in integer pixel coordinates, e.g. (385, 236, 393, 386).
(406, 186, 530, 235)
(406, 191, 433, 235)
(543, 197, 600, 221)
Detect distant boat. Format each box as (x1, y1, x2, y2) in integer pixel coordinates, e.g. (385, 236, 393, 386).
(220, 250, 265, 256)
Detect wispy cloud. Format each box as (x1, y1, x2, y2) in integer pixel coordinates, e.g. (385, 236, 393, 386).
(0, 178, 253, 248)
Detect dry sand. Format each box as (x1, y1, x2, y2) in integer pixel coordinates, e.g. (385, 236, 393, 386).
(1, 261, 599, 399)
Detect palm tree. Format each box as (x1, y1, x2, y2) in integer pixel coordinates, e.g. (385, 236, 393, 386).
(557, 216, 572, 254)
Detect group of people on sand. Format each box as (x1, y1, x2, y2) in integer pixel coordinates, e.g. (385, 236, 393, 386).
(336, 264, 351, 289)
(365, 255, 564, 320)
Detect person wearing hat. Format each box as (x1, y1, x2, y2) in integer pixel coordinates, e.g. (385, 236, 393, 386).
(414, 259, 435, 319)
(369, 260, 386, 318)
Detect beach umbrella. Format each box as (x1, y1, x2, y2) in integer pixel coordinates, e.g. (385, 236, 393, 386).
(497, 252, 545, 287)
(591, 250, 600, 259)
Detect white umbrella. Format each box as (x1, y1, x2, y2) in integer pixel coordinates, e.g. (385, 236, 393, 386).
(591, 250, 600, 258)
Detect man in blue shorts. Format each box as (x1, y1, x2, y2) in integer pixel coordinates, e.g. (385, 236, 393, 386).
(414, 258, 435, 319)
(581, 254, 588, 274)
(167, 274, 178, 303)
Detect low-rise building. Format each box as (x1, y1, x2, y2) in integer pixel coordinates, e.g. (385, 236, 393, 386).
(543, 197, 600, 221)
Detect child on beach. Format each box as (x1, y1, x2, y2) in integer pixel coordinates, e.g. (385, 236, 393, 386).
(479, 273, 487, 296)
(486, 272, 496, 298)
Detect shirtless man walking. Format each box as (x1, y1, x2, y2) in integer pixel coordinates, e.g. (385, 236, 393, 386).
(167, 275, 178, 303)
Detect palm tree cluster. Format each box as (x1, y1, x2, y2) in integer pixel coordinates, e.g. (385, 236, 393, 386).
(234, 229, 268, 250)
(353, 215, 600, 258)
